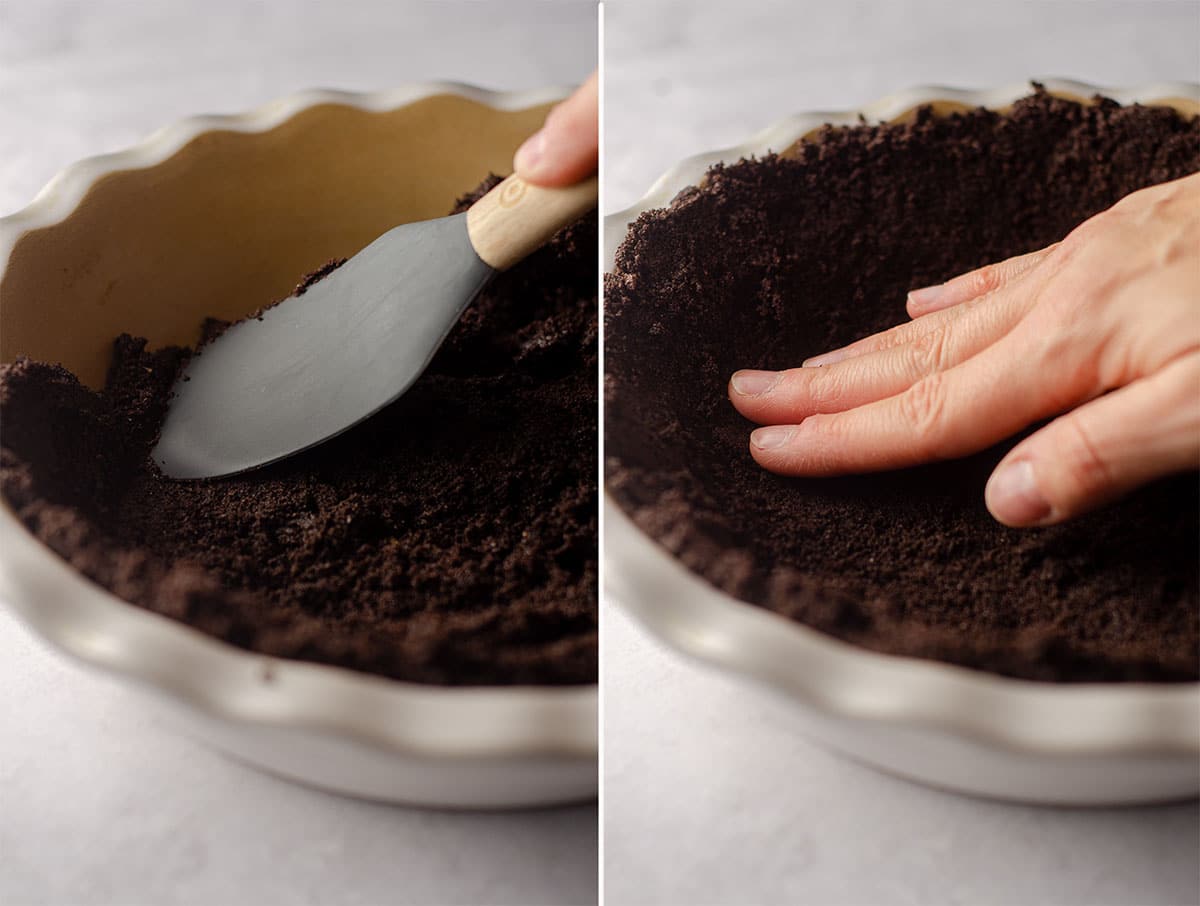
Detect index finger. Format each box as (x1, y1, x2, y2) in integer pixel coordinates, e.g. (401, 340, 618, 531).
(748, 317, 1093, 475)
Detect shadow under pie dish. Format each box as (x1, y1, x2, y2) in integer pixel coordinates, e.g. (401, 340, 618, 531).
(0, 84, 597, 808)
(604, 80, 1200, 804)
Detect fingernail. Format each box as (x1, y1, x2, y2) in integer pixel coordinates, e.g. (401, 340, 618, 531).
(987, 460, 1052, 525)
(907, 283, 947, 311)
(731, 369, 780, 396)
(750, 426, 794, 451)
(802, 349, 847, 368)
(514, 129, 547, 174)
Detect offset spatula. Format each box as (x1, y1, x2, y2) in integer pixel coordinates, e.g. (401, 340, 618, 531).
(152, 173, 597, 479)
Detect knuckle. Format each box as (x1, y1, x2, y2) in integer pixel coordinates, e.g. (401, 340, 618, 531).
(1146, 189, 1176, 219)
(1023, 306, 1105, 397)
(800, 411, 833, 440)
(898, 373, 949, 450)
(1060, 416, 1114, 497)
(802, 366, 844, 411)
(1108, 189, 1140, 213)
(849, 330, 900, 361)
(1061, 210, 1110, 252)
(909, 326, 953, 374)
(1112, 180, 1172, 218)
(1036, 240, 1068, 276)
(797, 412, 847, 466)
(968, 263, 1001, 297)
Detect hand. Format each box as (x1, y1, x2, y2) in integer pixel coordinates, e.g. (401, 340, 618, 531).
(728, 172, 1200, 528)
(514, 72, 598, 186)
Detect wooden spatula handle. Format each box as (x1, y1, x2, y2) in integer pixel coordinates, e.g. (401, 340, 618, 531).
(466, 173, 598, 271)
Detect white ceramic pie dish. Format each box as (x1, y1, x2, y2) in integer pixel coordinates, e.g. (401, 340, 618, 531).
(604, 79, 1200, 805)
(0, 82, 597, 809)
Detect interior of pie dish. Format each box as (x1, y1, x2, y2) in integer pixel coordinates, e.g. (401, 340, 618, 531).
(0, 94, 552, 388)
(0, 92, 600, 689)
(604, 87, 1200, 685)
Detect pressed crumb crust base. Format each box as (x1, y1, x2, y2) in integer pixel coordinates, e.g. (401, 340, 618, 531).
(605, 90, 1200, 683)
(1, 177, 598, 686)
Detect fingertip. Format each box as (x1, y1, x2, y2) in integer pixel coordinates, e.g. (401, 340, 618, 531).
(727, 377, 749, 415)
(906, 284, 948, 318)
(750, 423, 832, 478)
(514, 146, 596, 187)
(985, 459, 1054, 527)
(513, 129, 549, 182)
(730, 369, 781, 397)
(747, 425, 800, 474)
(516, 77, 599, 187)
(729, 370, 788, 424)
(905, 294, 930, 320)
(750, 425, 794, 452)
(513, 125, 594, 187)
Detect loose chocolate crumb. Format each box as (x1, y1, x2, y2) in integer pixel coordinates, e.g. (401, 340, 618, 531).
(1, 176, 598, 686)
(605, 89, 1200, 683)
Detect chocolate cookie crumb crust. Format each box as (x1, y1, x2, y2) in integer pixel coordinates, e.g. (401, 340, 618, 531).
(605, 90, 1200, 683)
(1, 177, 598, 686)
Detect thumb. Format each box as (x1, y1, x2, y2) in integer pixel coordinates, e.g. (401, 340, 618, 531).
(985, 354, 1200, 527)
(514, 72, 598, 187)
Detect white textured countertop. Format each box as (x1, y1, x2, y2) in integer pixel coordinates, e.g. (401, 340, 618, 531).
(603, 2, 1200, 905)
(0, 2, 597, 905)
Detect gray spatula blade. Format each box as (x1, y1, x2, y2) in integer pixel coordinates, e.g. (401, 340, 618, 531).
(152, 212, 493, 479)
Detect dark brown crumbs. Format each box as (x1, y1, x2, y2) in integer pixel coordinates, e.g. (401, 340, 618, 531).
(294, 258, 347, 297)
(605, 88, 1200, 682)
